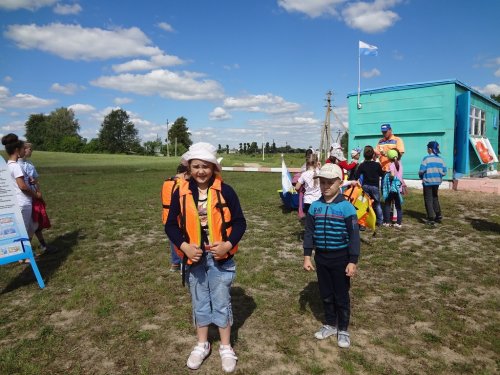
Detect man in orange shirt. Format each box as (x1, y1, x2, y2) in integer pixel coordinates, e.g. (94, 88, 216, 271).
(376, 124, 405, 172)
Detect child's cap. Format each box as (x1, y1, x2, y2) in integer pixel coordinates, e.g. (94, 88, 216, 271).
(387, 149, 398, 160)
(314, 163, 343, 180)
(350, 147, 362, 157)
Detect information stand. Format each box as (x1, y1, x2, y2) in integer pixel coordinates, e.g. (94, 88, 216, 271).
(0, 158, 44, 288)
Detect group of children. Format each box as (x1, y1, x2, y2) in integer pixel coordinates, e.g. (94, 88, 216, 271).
(2, 133, 54, 259)
(161, 135, 447, 372)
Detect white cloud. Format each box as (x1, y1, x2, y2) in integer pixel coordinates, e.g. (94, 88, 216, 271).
(157, 22, 174, 33)
(68, 103, 95, 114)
(277, 0, 344, 18)
(50, 82, 83, 95)
(474, 83, 500, 97)
(112, 53, 184, 73)
(4, 23, 162, 61)
(362, 68, 381, 78)
(91, 69, 224, 100)
(223, 94, 301, 114)
(53, 3, 82, 15)
(223, 63, 240, 71)
(209, 107, 231, 121)
(342, 0, 401, 33)
(3, 76, 13, 83)
(0, 86, 56, 108)
(114, 97, 133, 105)
(0, 0, 56, 11)
(495, 68, 500, 78)
(0, 120, 25, 134)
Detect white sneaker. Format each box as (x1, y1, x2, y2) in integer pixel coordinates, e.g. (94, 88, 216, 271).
(393, 223, 402, 229)
(337, 331, 350, 348)
(219, 345, 237, 373)
(314, 325, 337, 340)
(187, 342, 210, 370)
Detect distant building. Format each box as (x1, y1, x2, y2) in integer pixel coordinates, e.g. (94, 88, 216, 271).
(347, 79, 499, 179)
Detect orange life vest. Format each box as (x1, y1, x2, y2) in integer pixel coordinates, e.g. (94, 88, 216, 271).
(175, 176, 238, 261)
(161, 177, 180, 224)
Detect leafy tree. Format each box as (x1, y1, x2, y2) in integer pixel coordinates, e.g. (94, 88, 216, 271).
(25, 113, 50, 150)
(47, 108, 81, 150)
(144, 139, 162, 156)
(491, 93, 500, 103)
(239, 143, 242, 153)
(265, 142, 270, 154)
(82, 138, 101, 153)
(60, 136, 84, 153)
(248, 142, 258, 154)
(168, 117, 192, 150)
(340, 132, 348, 155)
(218, 144, 222, 153)
(98, 109, 141, 154)
(226, 145, 229, 154)
(272, 141, 276, 153)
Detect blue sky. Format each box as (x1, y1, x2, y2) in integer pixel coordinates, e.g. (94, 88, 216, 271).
(0, 0, 499, 149)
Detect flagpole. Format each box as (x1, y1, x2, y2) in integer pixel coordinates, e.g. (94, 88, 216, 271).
(357, 47, 361, 109)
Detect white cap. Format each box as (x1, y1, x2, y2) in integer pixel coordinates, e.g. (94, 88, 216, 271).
(314, 163, 343, 180)
(329, 148, 346, 161)
(180, 142, 221, 171)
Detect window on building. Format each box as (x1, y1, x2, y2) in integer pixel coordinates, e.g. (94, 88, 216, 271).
(469, 107, 486, 136)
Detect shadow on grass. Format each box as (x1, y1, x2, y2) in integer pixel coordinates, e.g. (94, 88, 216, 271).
(403, 209, 427, 222)
(207, 286, 256, 346)
(467, 218, 500, 233)
(1, 229, 81, 294)
(299, 281, 323, 323)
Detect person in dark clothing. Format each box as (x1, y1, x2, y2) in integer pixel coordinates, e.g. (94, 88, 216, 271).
(354, 146, 385, 226)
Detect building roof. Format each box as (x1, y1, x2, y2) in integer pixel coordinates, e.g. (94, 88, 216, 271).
(347, 79, 500, 108)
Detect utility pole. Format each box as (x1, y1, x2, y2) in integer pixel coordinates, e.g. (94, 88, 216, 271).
(319, 91, 333, 163)
(165, 119, 170, 157)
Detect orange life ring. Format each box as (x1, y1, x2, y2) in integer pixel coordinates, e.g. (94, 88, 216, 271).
(476, 141, 493, 163)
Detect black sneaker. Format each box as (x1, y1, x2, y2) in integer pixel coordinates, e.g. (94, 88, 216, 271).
(434, 217, 442, 224)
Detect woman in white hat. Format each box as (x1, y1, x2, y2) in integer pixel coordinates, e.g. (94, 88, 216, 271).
(165, 142, 246, 373)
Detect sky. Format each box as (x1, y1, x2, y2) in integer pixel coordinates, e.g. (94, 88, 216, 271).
(0, 0, 499, 150)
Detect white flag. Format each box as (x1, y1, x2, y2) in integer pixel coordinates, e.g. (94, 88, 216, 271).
(281, 155, 293, 194)
(359, 40, 378, 56)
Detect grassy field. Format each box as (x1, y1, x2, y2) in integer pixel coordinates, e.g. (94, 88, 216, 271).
(0, 152, 498, 375)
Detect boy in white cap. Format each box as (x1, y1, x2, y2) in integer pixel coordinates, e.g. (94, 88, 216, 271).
(303, 163, 360, 348)
(165, 142, 247, 372)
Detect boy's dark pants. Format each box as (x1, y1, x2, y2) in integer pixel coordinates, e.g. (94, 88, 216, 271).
(423, 185, 442, 221)
(315, 256, 351, 331)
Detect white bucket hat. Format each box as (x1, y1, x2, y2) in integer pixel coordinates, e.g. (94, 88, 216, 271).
(181, 142, 221, 171)
(329, 148, 346, 162)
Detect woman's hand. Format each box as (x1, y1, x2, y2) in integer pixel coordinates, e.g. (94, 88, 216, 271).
(180, 243, 203, 263)
(209, 241, 232, 260)
(303, 256, 315, 271)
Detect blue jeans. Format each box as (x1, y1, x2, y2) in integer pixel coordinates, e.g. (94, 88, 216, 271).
(170, 242, 181, 265)
(362, 184, 383, 225)
(187, 252, 236, 328)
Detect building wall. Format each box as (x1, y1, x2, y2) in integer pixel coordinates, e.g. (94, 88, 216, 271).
(348, 83, 456, 179)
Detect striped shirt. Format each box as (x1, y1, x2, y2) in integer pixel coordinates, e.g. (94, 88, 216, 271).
(419, 154, 447, 186)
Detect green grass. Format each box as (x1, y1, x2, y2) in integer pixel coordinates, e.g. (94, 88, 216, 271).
(0, 151, 498, 374)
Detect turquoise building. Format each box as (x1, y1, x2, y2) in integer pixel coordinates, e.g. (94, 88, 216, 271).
(347, 79, 499, 180)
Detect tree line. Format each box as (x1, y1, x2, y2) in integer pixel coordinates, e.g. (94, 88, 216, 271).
(24, 107, 193, 155)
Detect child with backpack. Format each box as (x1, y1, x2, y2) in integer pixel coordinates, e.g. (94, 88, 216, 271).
(382, 149, 404, 228)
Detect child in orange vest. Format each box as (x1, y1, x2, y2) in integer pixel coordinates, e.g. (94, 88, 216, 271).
(165, 143, 246, 373)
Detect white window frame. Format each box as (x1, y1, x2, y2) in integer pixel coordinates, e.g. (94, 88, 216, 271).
(469, 106, 486, 136)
